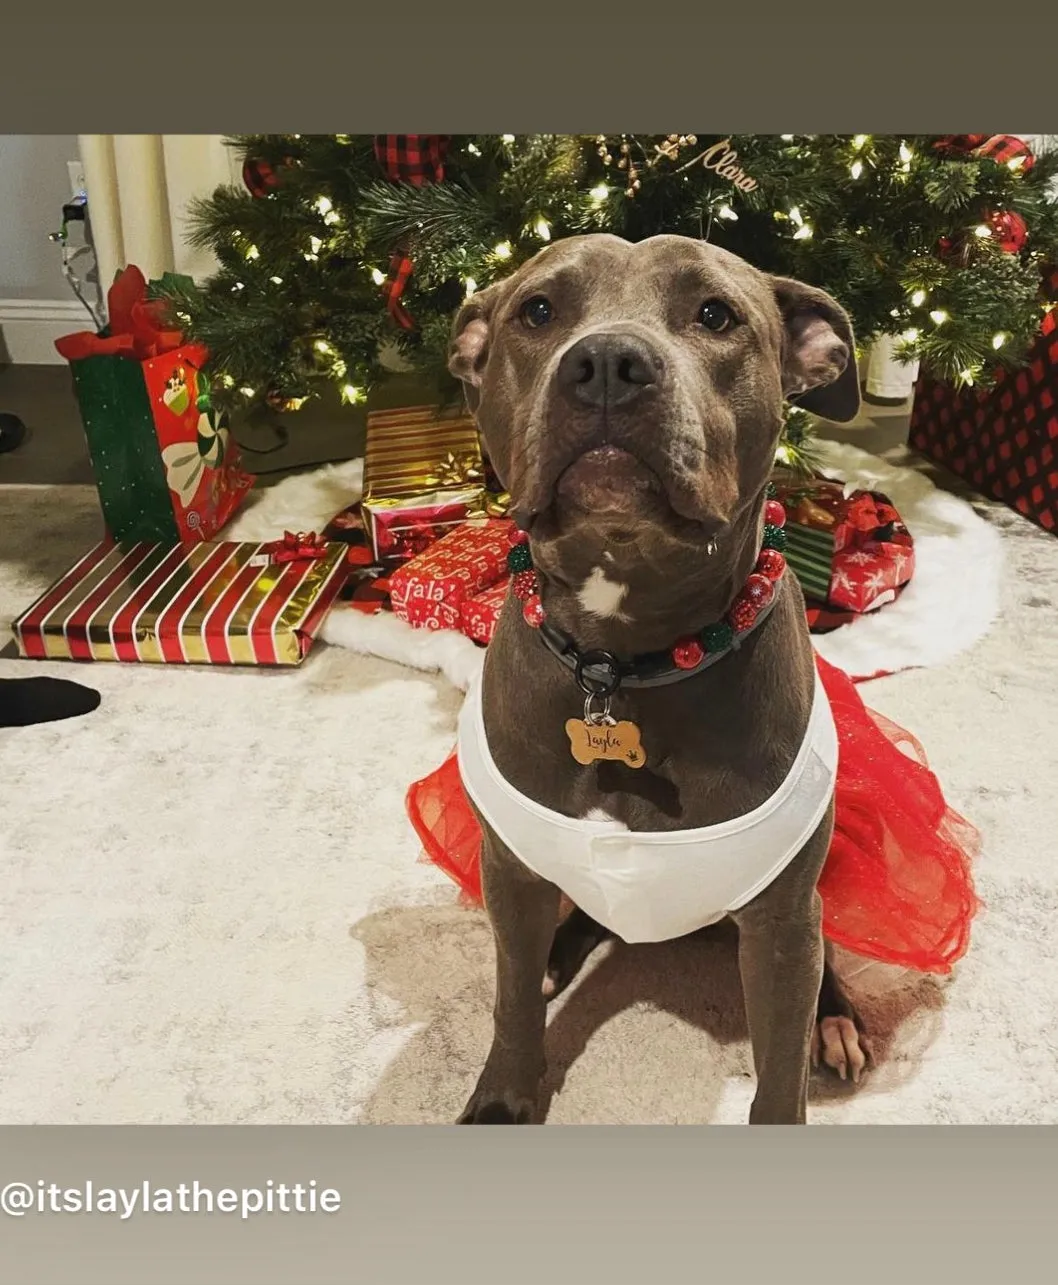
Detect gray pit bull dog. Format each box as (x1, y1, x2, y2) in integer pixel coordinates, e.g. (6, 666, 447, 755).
(448, 233, 870, 1125)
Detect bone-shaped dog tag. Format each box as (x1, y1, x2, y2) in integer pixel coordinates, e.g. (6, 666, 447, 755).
(565, 718, 647, 769)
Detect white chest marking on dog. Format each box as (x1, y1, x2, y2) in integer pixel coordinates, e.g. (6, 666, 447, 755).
(583, 807, 628, 828)
(577, 566, 630, 620)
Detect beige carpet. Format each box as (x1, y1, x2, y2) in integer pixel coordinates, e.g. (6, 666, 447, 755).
(1, 459, 1056, 1124)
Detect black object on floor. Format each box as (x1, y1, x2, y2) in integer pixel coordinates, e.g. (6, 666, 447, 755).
(0, 412, 28, 455)
(0, 677, 101, 727)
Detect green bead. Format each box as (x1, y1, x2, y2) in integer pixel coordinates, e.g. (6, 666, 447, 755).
(766, 481, 778, 499)
(762, 523, 787, 551)
(506, 544, 533, 573)
(702, 621, 734, 653)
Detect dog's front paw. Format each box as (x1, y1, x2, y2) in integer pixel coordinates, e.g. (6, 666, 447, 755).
(458, 1086, 537, 1125)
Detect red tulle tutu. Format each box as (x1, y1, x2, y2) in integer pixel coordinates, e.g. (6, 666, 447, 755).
(406, 655, 981, 974)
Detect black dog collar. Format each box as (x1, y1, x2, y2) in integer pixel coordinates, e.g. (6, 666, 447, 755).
(536, 592, 780, 696)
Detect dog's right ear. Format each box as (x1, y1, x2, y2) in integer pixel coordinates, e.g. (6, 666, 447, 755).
(448, 284, 502, 409)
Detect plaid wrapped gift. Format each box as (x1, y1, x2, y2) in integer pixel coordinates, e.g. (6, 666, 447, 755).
(909, 270, 1058, 534)
(361, 405, 487, 567)
(459, 577, 510, 645)
(12, 536, 347, 666)
(389, 520, 512, 631)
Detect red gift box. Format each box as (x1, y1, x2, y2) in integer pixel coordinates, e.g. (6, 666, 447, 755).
(909, 268, 1058, 534)
(828, 536, 915, 614)
(459, 577, 510, 645)
(389, 519, 512, 631)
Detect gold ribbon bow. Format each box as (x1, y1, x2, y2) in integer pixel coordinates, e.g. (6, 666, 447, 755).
(425, 451, 483, 489)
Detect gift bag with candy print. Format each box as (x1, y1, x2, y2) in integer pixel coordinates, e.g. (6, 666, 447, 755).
(55, 265, 254, 544)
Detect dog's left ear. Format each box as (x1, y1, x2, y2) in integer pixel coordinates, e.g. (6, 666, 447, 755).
(770, 277, 861, 423)
(448, 282, 504, 412)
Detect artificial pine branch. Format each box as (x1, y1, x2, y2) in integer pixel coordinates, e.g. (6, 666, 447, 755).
(158, 133, 1058, 427)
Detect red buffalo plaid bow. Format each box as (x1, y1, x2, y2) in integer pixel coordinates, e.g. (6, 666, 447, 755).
(266, 530, 329, 563)
(373, 135, 450, 330)
(933, 134, 1035, 172)
(973, 134, 1035, 170)
(933, 134, 989, 154)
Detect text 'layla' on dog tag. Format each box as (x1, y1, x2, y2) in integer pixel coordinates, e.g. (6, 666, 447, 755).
(565, 718, 647, 769)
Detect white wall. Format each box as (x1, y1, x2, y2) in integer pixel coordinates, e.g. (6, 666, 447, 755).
(0, 134, 81, 299)
(0, 134, 90, 363)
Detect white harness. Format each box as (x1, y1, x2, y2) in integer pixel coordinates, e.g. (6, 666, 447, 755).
(457, 669, 839, 944)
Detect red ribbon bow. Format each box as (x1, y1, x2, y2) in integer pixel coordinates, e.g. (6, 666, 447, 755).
(372, 135, 450, 331)
(266, 530, 329, 563)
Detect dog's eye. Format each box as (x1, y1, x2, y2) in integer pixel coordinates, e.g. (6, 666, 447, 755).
(698, 300, 736, 332)
(520, 296, 555, 329)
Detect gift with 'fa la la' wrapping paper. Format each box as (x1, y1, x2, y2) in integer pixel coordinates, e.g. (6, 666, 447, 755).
(388, 519, 512, 631)
(54, 265, 254, 544)
(459, 577, 510, 645)
(11, 535, 347, 667)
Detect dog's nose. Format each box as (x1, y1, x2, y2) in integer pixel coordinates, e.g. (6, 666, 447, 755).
(557, 333, 659, 409)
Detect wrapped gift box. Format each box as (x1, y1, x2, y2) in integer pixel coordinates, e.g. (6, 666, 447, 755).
(772, 477, 914, 609)
(459, 577, 510, 645)
(828, 539, 915, 614)
(909, 268, 1058, 535)
(12, 535, 348, 666)
(389, 519, 512, 631)
(773, 478, 848, 601)
(361, 405, 487, 566)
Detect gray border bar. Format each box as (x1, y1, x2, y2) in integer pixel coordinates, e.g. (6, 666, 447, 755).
(2, 1127, 1056, 1282)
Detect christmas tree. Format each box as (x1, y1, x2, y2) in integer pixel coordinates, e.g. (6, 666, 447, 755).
(160, 134, 1058, 469)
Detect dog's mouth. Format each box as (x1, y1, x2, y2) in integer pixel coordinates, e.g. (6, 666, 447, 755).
(553, 445, 665, 516)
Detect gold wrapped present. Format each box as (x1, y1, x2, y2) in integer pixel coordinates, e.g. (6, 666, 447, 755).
(362, 405, 486, 566)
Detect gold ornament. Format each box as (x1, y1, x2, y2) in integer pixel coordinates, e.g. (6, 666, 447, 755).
(266, 390, 308, 412)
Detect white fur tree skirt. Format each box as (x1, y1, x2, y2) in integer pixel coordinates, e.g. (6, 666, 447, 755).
(227, 441, 1003, 688)
(3, 450, 1055, 1126)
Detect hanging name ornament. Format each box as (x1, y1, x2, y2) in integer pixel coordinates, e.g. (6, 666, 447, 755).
(597, 135, 758, 199)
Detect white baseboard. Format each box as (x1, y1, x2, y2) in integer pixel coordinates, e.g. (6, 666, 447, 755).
(0, 298, 91, 366)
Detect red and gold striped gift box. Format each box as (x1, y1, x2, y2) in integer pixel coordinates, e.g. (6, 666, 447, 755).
(361, 405, 486, 566)
(11, 539, 349, 667)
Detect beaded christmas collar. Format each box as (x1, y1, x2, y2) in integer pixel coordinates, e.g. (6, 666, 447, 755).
(505, 491, 790, 697)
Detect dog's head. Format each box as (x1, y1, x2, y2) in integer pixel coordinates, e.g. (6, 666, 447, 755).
(449, 235, 857, 570)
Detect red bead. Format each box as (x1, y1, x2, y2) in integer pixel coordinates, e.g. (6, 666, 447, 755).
(742, 572, 774, 609)
(671, 638, 705, 670)
(756, 547, 786, 581)
(764, 499, 786, 528)
(522, 594, 546, 627)
(728, 596, 758, 632)
(511, 570, 537, 601)
(507, 525, 530, 546)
